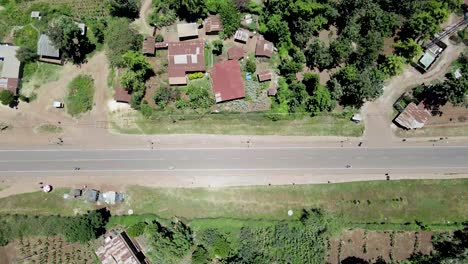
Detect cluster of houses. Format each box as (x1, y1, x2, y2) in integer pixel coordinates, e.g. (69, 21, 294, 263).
(0, 12, 86, 97)
(67, 188, 124, 205)
(115, 16, 276, 104)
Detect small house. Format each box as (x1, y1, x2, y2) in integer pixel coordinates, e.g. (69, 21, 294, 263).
(418, 41, 446, 72)
(155, 42, 169, 49)
(255, 38, 274, 58)
(37, 34, 61, 64)
(394, 102, 432, 129)
(234, 29, 249, 43)
(205, 15, 223, 34)
(211, 60, 245, 103)
(257, 71, 272, 82)
(177, 23, 199, 40)
(96, 231, 147, 264)
(267, 87, 277, 96)
(114, 88, 132, 103)
(86, 189, 100, 202)
(142, 36, 156, 55)
(168, 41, 205, 85)
(227, 46, 245, 60)
(0, 44, 21, 95)
(31, 11, 41, 19)
(71, 189, 82, 198)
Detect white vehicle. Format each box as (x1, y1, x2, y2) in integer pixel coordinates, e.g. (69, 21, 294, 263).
(53, 101, 64, 108)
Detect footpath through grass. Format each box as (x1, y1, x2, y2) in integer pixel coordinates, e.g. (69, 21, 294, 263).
(112, 112, 364, 136)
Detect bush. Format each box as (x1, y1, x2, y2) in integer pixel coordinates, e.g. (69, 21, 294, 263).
(212, 40, 223, 55)
(0, 90, 15, 106)
(245, 57, 256, 73)
(127, 222, 147, 237)
(155, 34, 164, 42)
(188, 72, 205, 80)
(153, 85, 179, 107)
(192, 245, 210, 264)
(65, 75, 95, 117)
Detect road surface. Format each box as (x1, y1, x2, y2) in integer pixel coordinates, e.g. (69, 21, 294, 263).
(0, 146, 467, 177)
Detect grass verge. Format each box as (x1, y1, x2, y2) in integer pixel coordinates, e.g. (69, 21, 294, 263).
(111, 112, 364, 136)
(396, 125, 468, 138)
(34, 123, 63, 134)
(65, 74, 95, 117)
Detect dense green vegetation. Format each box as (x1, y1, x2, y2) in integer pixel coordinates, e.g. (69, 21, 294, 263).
(65, 74, 95, 116)
(0, 209, 108, 246)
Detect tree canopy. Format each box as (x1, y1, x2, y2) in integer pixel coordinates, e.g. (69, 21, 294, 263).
(107, 0, 140, 19)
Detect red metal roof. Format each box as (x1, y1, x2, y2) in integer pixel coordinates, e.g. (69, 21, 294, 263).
(155, 42, 168, 49)
(114, 88, 131, 103)
(7, 78, 18, 95)
(394, 102, 432, 129)
(211, 60, 245, 103)
(255, 39, 274, 58)
(168, 41, 205, 79)
(257, 71, 272, 82)
(227, 46, 245, 60)
(142, 36, 155, 55)
(205, 15, 223, 33)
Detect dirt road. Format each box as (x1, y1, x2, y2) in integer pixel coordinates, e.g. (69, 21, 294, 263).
(132, 0, 153, 35)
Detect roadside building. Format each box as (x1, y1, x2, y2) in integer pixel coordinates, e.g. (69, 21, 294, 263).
(96, 231, 148, 264)
(37, 34, 61, 64)
(394, 102, 432, 129)
(234, 29, 249, 43)
(227, 46, 245, 60)
(0, 44, 21, 95)
(418, 41, 446, 72)
(177, 23, 199, 40)
(257, 71, 272, 82)
(205, 15, 223, 34)
(267, 86, 277, 96)
(255, 38, 274, 58)
(211, 60, 245, 103)
(142, 36, 156, 55)
(168, 41, 205, 85)
(114, 88, 132, 103)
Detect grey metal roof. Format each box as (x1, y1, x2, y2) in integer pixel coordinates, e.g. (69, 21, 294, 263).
(37, 34, 60, 58)
(0, 45, 20, 78)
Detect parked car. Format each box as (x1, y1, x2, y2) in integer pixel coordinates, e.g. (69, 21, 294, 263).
(53, 101, 64, 108)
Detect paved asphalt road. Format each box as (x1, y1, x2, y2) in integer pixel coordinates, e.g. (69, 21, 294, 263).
(0, 147, 467, 175)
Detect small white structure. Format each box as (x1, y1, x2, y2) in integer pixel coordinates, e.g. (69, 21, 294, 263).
(351, 114, 362, 122)
(454, 68, 462, 79)
(53, 101, 64, 108)
(31, 11, 41, 19)
(244, 14, 253, 25)
(287, 210, 293, 216)
(43, 185, 52, 193)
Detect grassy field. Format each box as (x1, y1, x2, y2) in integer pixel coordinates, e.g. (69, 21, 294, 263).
(34, 123, 63, 134)
(122, 180, 468, 226)
(66, 74, 95, 117)
(20, 62, 63, 96)
(1, 180, 466, 230)
(0, 188, 94, 215)
(111, 112, 364, 136)
(396, 125, 468, 137)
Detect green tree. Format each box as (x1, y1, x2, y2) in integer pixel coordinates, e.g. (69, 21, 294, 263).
(394, 38, 422, 60)
(380, 55, 407, 77)
(264, 14, 291, 44)
(307, 85, 333, 115)
(0, 90, 15, 106)
(186, 82, 214, 110)
(329, 37, 352, 66)
(121, 50, 153, 79)
(219, 0, 241, 37)
(107, 0, 140, 19)
(105, 18, 141, 66)
(354, 30, 384, 69)
(47, 15, 91, 63)
(212, 40, 223, 55)
(15, 47, 38, 63)
(127, 222, 147, 237)
(305, 39, 332, 70)
(153, 85, 180, 107)
(245, 57, 256, 73)
(303, 72, 320, 96)
(63, 210, 106, 243)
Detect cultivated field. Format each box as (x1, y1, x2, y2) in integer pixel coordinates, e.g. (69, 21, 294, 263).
(0, 236, 96, 264)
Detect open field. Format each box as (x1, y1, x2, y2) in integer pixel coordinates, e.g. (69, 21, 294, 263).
(1, 180, 465, 229)
(111, 112, 364, 136)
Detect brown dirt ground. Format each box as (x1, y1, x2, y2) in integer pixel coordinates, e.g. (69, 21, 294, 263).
(425, 104, 468, 126)
(327, 229, 434, 264)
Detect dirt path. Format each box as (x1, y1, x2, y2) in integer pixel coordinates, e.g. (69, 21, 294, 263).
(132, 0, 153, 35)
(362, 40, 466, 147)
